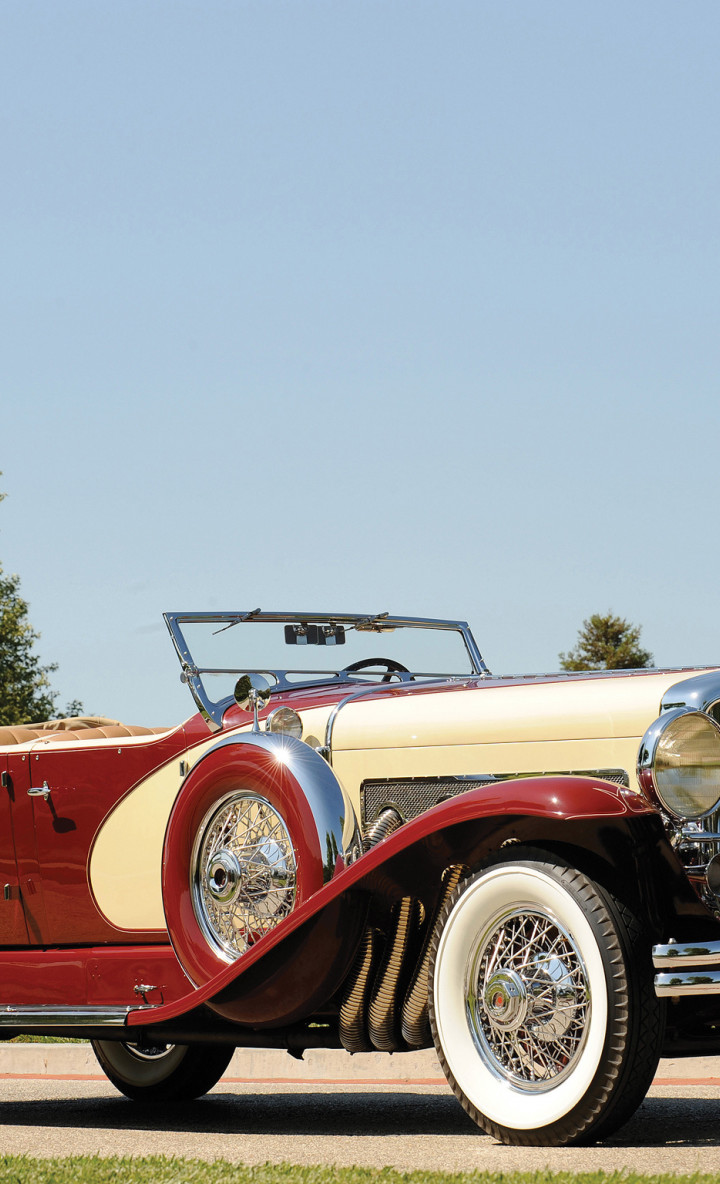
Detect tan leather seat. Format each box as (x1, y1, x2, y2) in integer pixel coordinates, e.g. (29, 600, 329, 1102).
(0, 726, 44, 746)
(0, 717, 170, 746)
(36, 724, 169, 743)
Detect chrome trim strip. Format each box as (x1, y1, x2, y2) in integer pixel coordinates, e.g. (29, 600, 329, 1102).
(323, 685, 390, 767)
(0, 1006, 133, 1028)
(323, 676, 500, 768)
(655, 971, 720, 997)
(653, 940, 720, 969)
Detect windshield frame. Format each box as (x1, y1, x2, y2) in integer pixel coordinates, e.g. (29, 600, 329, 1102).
(164, 610, 489, 730)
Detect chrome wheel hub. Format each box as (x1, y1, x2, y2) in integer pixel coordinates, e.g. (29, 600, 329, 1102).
(467, 906, 590, 1091)
(207, 851, 242, 904)
(483, 968, 528, 1031)
(124, 1042, 174, 1062)
(193, 792, 296, 960)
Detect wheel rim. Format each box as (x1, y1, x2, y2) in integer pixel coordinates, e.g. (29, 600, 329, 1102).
(466, 904, 591, 1092)
(192, 792, 297, 960)
(122, 1042, 175, 1062)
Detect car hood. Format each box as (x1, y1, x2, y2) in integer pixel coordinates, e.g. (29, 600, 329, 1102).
(329, 667, 720, 751)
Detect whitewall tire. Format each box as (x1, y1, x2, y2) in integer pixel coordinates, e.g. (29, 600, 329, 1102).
(429, 851, 663, 1145)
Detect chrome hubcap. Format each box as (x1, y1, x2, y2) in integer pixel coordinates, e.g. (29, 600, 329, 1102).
(483, 968, 528, 1031)
(193, 793, 296, 960)
(467, 907, 590, 1091)
(207, 850, 242, 904)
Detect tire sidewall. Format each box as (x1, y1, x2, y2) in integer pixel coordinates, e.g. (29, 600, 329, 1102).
(93, 1040, 188, 1089)
(432, 862, 610, 1134)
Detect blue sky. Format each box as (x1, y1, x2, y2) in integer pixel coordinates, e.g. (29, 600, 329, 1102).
(1, 1, 719, 723)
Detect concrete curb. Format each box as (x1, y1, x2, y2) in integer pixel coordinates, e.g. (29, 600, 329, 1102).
(1, 1044, 720, 1085)
(0, 1043, 444, 1082)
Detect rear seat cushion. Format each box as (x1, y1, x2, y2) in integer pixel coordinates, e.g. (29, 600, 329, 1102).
(0, 717, 170, 746)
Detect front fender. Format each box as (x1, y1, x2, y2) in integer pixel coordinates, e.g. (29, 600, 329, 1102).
(133, 775, 702, 1032)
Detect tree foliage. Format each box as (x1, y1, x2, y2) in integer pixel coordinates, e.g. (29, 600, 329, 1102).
(0, 567, 59, 725)
(559, 612, 653, 672)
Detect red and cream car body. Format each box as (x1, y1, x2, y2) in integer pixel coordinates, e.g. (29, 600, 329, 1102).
(1, 610, 720, 1146)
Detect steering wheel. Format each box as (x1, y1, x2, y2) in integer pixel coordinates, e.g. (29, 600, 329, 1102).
(343, 658, 411, 683)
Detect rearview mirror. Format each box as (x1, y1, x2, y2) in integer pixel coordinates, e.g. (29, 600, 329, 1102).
(284, 624, 345, 646)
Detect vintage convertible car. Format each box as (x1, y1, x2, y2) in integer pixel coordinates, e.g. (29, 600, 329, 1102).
(1, 610, 720, 1146)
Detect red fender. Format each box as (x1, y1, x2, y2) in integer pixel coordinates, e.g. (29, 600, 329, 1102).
(134, 775, 661, 1032)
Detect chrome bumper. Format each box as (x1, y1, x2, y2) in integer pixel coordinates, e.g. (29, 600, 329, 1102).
(653, 940, 720, 997)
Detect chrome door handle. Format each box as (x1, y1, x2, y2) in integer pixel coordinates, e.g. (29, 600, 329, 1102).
(28, 781, 51, 801)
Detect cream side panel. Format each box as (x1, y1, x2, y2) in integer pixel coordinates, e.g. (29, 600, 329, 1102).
(333, 671, 702, 751)
(89, 733, 228, 931)
(89, 708, 335, 933)
(333, 737, 642, 816)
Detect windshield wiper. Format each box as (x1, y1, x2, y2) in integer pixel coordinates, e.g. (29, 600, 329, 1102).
(212, 608, 262, 636)
(351, 612, 393, 633)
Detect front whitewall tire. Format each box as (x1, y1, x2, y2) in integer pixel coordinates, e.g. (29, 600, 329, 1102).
(429, 853, 662, 1145)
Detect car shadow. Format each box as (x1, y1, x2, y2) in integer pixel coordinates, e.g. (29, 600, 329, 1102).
(0, 1089, 718, 1145)
(602, 1095, 720, 1148)
(0, 1089, 473, 1137)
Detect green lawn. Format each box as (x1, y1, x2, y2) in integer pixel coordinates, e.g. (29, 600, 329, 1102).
(8, 1035, 87, 1043)
(0, 1164, 719, 1184)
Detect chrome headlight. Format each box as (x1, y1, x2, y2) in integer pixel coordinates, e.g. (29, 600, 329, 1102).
(638, 708, 720, 820)
(265, 706, 303, 740)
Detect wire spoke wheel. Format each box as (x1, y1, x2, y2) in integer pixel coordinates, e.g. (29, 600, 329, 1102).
(468, 906, 590, 1091)
(192, 792, 297, 960)
(429, 850, 664, 1145)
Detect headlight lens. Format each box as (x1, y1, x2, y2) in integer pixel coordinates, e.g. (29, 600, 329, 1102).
(265, 707, 303, 740)
(652, 712, 720, 819)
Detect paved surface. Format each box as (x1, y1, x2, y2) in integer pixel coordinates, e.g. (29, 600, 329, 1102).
(1, 1046, 719, 1171)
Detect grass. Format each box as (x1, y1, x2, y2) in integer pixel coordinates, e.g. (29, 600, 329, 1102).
(8, 1035, 87, 1043)
(1, 1165, 720, 1184)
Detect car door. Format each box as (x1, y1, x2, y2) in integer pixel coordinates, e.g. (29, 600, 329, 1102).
(7, 734, 182, 946)
(0, 754, 31, 944)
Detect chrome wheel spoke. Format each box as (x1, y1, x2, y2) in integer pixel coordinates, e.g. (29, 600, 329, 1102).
(467, 904, 591, 1093)
(193, 793, 297, 960)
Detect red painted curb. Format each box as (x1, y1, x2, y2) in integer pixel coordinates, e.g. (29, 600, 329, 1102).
(2, 1072, 719, 1087)
(0, 1073, 446, 1085)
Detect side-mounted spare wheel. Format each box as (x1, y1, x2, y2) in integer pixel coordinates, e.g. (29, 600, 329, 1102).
(162, 731, 361, 1025)
(429, 849, 664, 1146)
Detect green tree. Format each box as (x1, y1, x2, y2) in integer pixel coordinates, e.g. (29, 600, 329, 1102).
(0, 567, 59, 724)
(559, 612, 653, 672)
(0, 480, 83, 725)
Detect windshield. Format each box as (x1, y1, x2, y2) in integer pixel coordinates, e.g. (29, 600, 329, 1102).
(165, 611, 487, 728)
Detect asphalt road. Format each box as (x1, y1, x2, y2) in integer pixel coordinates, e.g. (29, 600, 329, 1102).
(1, 1050, 720, 1173)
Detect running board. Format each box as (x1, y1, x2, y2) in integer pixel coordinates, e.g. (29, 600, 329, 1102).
(0, 1005, 142, 1030)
